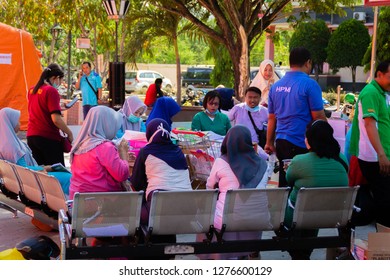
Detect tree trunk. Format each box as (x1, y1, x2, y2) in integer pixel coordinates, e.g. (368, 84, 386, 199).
(172, 35, 182, 106)
(230, 26, 249, 101)
(351, 66, 356, 93)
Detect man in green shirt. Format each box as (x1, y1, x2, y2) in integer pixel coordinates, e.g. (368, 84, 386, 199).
(350, 60, 390, 227)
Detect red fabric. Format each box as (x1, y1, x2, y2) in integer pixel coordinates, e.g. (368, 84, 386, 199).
(26, 84, 62, 141)
(348, 156, 368, 187)
(144, 84, 157, 106)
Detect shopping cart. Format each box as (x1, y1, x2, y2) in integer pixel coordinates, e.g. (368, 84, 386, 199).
(172, 129, 222, 188)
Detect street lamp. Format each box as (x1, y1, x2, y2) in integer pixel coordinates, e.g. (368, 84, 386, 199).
(102, 0, 130, 109)
(50, 23, 63, 41)
(102, 0, 130, 62)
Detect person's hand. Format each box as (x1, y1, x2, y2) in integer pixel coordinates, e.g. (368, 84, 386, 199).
(79, 70, 83, 77)
(264, 143, 276, 155)
(67, 132, 74, 144)
(378, 154, 390, 176)
(118, 139, 130, 161)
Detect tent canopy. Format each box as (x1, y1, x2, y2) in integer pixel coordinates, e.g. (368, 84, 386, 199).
(0, 23, 42, 130)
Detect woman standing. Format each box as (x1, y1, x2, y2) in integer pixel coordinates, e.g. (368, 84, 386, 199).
(191, 90, 231, 136)
(27, 63, 73, 165)
(250, 59, 275, 107)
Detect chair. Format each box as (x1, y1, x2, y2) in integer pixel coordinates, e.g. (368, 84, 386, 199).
(217, 188, 290, 240)
(146, 189, 218, 240)
(59, 191, 144, 259)
(292, 186, 359, 230)
(0, 159, 22, 198)
(34, 171, 69, 218)
(12, 164, 44, 208)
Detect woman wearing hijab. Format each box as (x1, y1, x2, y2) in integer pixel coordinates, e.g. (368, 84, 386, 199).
(205, 125, 269, 259)
(250, 59, 275, 107)
(145, 97, 181, 130)
(0, 108, 71, 196)
(69, 106, 130, 200)
(117, 95, 147, 138)
(130, 118, 191, 224)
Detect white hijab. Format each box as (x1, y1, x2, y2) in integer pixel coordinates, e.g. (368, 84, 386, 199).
(118, 95, 147, 131)
(70, 106, 122, 163)
(250, 59, 275, 105)
(0, 108, 37, 166)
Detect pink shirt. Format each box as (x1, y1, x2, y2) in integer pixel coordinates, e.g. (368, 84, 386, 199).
(69, 142, 129, 199)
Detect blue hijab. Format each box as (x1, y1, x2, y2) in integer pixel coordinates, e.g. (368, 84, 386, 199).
(143, 118, 187, 170)
(145, 97, 181, 129)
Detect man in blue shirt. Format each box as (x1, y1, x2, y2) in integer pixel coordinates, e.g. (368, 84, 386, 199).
(265, 47, 327, 187)
(75, 61, 102, 119)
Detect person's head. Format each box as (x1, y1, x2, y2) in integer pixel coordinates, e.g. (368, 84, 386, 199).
(305, 120, 340, 158)
(221, 125, 254, 156)
(260, 59, 275, 81)
(203, 90, 221, 115)
(146, 97, 181, 129)
(122, 96, 147, 118)
(146, 118, 171, 144)
(32, 63, 64, 94)
(289, 47, 312, 74)
(155, 78, 163, 88)
(81, 61, 92, 76)
(245, 86, 262, 108)
(374, 60, 390, 91)
(0, 107, 20, 133)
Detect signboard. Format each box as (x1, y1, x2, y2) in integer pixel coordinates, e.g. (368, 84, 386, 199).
(365, 0, 390, 6)
(76, 38, 90, 49)
(0, 53, 12, 64)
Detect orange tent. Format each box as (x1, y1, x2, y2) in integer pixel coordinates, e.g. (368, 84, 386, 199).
(0, 23, 42, 130)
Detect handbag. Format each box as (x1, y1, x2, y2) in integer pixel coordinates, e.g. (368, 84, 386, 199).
(248, 111, 266, 148)
(62, 137, 72, 153)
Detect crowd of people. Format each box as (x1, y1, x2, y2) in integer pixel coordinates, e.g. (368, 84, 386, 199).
(1, 48, 389, 260)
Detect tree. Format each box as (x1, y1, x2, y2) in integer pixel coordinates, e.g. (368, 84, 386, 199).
(362, 7, 390, 72)
(327, 19, 370, 92)
(147, 0, 359, 99)
(289, 19, 330, 81)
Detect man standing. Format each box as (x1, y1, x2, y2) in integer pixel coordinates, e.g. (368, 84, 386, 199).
(75, 61, 102, 119)
(265, 47, 326, 187)
(349, 60, 390, 227)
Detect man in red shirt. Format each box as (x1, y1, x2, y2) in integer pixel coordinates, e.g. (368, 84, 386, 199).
(144, 78, 163, 107)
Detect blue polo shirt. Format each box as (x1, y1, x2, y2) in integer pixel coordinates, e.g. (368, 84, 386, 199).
(80, 70, 102, 106)
(268, 71, 323, 148)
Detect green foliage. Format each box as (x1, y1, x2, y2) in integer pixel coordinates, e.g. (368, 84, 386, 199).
(327, 19, 370, 69)
(362, 7, 390, 72)
(290, 19, 330, 75)
(209, 45, 234, 88)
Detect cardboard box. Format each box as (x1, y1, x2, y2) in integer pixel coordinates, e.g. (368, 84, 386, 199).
(353, 224, 390, 260)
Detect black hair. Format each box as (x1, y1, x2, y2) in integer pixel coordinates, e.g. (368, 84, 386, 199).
(245, 86, 262, 96)
(82, 61, 91, 68)
(289, 47, 311, 67)
(154, 78, 163, 97)
(305, 120, 340, 158)
(202, 90, 221, 110)
(32, 63, 64, 94)
(375, 60, 390, 77)
(155, 78, 163, 85)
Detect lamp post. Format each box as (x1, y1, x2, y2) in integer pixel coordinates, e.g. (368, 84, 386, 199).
(50, 23, 73, 99)
(102, 0, 129, 109)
